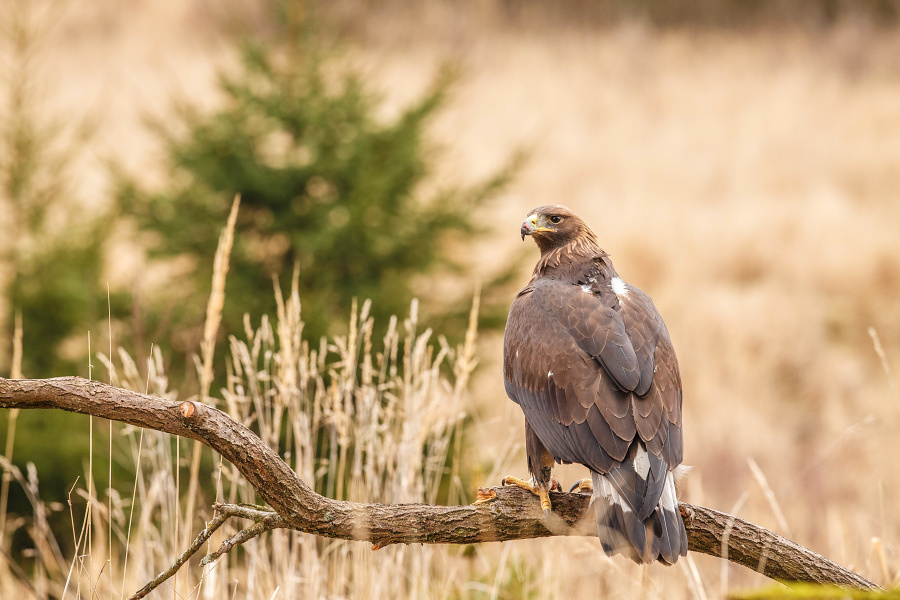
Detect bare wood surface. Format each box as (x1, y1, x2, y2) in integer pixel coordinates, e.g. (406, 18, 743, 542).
(0, 376, 880, 592)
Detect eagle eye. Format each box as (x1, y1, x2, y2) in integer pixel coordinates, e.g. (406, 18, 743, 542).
(549, 215, 562, 224)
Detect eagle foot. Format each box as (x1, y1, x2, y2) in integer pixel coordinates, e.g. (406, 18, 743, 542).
(568, 477, 593, 494)
(501, 475, 557, 515)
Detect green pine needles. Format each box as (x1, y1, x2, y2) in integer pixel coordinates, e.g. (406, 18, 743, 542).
(116, 40, 515, 363)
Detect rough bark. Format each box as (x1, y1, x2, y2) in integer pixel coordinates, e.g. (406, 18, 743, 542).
(0, 376, 879, 591)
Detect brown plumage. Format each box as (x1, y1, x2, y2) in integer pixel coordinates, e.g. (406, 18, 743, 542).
(504, 205, 687, 564)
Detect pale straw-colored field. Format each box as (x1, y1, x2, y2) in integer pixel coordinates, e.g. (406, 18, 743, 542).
(3, 1, 900, 597)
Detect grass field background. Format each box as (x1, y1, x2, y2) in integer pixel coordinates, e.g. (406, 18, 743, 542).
(1, 1, 899, 597)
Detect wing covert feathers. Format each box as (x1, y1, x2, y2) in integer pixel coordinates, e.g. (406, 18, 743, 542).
(504, 276, 683, 470)
(532, 279, 642, 393)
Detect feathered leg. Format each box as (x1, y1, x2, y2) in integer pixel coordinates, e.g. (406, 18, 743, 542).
(501, 422, 556, 516)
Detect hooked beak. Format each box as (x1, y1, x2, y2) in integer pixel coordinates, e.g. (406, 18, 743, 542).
(521, 214, 538, 240)
(521, 214, 551, 240)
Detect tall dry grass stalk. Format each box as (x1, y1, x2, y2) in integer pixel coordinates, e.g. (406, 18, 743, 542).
(199, 194, 241, 402)
(182, 193, 242, 585)
(0, 312, 23, 549)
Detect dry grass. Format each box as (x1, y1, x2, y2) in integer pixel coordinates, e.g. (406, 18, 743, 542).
(2, 0, 900, 597)
(0, 289, 483, 598)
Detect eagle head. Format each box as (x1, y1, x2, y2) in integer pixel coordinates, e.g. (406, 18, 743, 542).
(521, 205, 595, 253)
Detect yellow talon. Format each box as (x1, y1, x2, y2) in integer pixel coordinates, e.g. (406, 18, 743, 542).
(539, 488, 551, 516)
(502, 475, 532, 488)
(501, 475, 553, 516)
(568, 477, 593, 494)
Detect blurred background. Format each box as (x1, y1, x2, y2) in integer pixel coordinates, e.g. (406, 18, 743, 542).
(1, 0, 899, 597)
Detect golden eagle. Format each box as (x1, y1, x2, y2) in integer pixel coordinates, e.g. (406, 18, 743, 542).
(503, 205, 687, 564)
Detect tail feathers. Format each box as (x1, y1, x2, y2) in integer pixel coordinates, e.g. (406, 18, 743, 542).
(592, 471, 645, 561)
(652, 467, 688, 564)
(591, 468, 687, 565)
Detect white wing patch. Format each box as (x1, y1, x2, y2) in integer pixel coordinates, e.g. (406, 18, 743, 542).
(610, 277, 629, 297)
(580, 276, 597, 294)
(660, 471, 679, 513)
(633, 444, 651, 480)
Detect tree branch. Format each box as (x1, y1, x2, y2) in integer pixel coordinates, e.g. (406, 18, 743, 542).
(129, 512, 229, 599)
(199, 505, 282, 566)
(0, 377, 879, 593)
